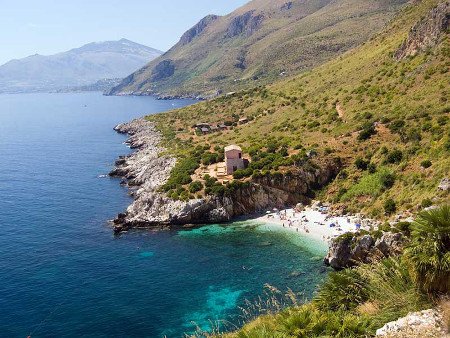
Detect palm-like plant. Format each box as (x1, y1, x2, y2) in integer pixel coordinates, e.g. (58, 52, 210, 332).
(405, 205, 450, 294)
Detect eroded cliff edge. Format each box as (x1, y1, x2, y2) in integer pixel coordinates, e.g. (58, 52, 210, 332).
(110, 118, 342, 234)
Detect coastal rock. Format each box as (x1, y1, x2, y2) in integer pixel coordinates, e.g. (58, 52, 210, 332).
(323, 235, 353, 269)
(110, 118, 341, 233)
(324, 232, 406, 270)
(376, 309, 446, 337)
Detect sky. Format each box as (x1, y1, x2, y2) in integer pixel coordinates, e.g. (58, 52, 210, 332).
(0, 0, 248, 65)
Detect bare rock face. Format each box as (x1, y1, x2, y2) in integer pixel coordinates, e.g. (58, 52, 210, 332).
(179, 15, 219, 46)
(225, 11, 264, 38)
(376, 309, 446, 337)
(110, 119, 342, 234)
(395, 1, 449, 60)
(324, 232, 406, 270)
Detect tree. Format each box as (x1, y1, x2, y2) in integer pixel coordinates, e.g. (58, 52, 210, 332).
(405, 205, 450, 293)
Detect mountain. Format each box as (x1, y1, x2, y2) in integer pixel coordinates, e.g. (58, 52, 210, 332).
(145, 0, 449, 218)
(108, 0, 409, 97)
(0, 39, 162, 93)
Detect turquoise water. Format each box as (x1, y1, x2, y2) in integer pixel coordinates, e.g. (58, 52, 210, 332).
(0, 93, 328, 337)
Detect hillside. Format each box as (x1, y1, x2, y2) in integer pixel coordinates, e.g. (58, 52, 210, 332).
(144, 0, 449, 220)
(0, 39, 162, 93)
(108, 0, 409, 97)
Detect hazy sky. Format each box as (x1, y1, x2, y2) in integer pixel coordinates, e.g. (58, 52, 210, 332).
(0, 0, 248, 65)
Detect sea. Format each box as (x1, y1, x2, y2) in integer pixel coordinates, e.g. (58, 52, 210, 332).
(0, 92, 328, 337)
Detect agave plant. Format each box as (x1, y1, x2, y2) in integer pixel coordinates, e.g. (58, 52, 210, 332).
(405, 205, 450, 294)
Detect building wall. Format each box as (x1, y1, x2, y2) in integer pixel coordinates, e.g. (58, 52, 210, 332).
(226, 158, 245, 175)
(225, 149, 241, 159)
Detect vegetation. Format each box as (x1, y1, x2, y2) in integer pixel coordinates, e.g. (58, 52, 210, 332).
(405, 205, 450, 294)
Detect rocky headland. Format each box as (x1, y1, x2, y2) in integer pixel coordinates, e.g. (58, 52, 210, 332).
(110, 118, 342, 234)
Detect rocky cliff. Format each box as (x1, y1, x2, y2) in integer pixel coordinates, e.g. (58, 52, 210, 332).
(324, 232, 406, 270)
(395, 1, 449, 60)
(110, 118, 341, 233)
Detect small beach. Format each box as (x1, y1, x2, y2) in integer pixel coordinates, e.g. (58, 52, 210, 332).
(254, 202, 375, 245)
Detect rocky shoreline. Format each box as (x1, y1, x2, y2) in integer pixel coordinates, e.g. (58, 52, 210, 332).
(109, 118, 342, 234)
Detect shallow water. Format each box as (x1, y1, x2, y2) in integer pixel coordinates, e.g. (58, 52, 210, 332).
(0, 93, 328, 337)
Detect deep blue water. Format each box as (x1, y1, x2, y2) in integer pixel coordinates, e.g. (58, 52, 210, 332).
(0, 92, 328, 337)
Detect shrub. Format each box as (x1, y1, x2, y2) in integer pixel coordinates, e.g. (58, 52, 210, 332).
(421, 198, 432, 208)
(420, 160, 432, 168)
(380, 172, 396, 189)
(314, 269, 368, 312)
(201, 152, 219, 165)
(388, 120, 405, 133)
(368, 163, 377, 174)
(233, 168, 253, 179)
(405, 205, 450, 293)
(385, 149, 403, 164)
(355, 158, 369, 171)
(384, 199, 397, 214)
(394, 221, 411, 236)
(358, 123, 377, 141)
(189, 181, 203, 193)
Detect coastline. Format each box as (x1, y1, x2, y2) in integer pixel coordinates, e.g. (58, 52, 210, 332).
(110, 119, 342, 234)
(246, 202, 379, 245)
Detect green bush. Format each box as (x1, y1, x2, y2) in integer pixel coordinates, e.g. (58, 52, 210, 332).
(384, 199, 397, 214)
(355, 158, 369, 171)
(358, 123, 377, 141)
(420, 160, 432, 168)
(189, 181, 203, 193)
(405, 205, 450, 293)
(380, 172, 396, 189)
(385, 149, 403, 164)
(421, 198, 432, 208)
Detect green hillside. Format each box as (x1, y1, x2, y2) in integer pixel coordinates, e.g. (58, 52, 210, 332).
(146, 0, 449, 218)
(108, 0, 408, 97)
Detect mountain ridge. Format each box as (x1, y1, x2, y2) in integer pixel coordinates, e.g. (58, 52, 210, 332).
(0, 39, 163, 93)
(108, 0, 409, 97)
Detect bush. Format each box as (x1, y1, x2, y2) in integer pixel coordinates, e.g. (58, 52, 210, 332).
(368, 163, 377, 173)
(421, 198, 432, 208)
(189, 181, 203, 193)
(358, 123, 377, 141)
(394, 221, 411, 236)
(355, 158, 369, 171)
(388, 120, 405, 133)
(385, 149, 403, 164)
(233, 168, 253, 179)
(384, 199, 397, 214)
(420, 160, 432, 168)
(405, 205, 450, 293)
(380, 172, 396, 189)
(201, 152, 219, 165)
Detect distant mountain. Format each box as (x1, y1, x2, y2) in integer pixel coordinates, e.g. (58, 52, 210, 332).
(0, 39, 162, 93)
(108, 0, 408, 97)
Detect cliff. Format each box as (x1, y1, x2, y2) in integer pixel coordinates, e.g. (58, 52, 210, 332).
(110, 118, 341, 233)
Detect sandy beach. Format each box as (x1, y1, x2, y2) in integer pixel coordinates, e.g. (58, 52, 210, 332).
(254, 202, 375, 244)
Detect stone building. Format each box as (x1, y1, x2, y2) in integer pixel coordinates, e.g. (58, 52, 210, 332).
(225, 145, 245, 175)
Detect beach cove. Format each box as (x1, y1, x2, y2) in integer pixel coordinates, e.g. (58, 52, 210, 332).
(0, 92, 331, 337)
